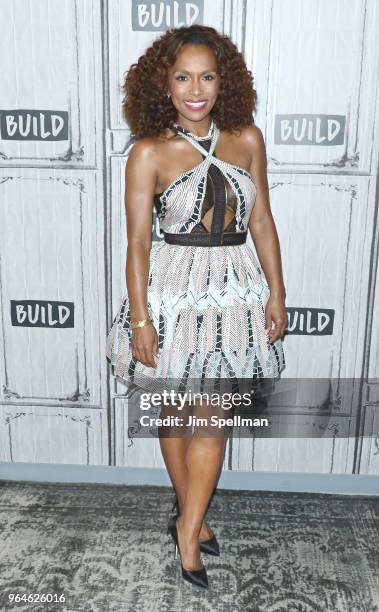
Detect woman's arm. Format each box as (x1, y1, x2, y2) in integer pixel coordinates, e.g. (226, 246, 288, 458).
(124, 139, 159, 367)
(246, 125, 288, 342)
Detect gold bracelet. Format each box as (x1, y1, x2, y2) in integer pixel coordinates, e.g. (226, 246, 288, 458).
(129, 317, 153, 330)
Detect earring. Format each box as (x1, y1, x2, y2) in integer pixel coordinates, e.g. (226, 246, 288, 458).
(166, 93, 171, 98)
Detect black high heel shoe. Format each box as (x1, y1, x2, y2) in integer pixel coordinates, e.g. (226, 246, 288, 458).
(168, 517, 208, 589)
(167, 497, 220, 557)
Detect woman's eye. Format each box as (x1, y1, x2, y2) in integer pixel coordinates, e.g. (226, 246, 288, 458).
(175, 75, 216, 81)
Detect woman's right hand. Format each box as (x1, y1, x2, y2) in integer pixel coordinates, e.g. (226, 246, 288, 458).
(130, 324, 159, 368)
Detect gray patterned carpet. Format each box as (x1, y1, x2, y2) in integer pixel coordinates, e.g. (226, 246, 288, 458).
(0, 481, 378, 612)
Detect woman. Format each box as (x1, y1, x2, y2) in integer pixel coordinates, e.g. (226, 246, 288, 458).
(106, 25, 288, 589)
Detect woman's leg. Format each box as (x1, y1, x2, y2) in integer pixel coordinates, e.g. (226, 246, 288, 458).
(159, 402, 215, 541)
(176, 433, 227, 569)
(159, 435, 191, 513)
(172, 398, 230, 570)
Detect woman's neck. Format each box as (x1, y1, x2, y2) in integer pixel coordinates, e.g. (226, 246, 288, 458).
(174, 116, 213, 138)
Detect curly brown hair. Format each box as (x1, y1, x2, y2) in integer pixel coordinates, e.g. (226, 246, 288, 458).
(121, 25, 257, 139)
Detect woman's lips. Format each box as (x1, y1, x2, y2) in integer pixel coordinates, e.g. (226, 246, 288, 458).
(183, 100, 208, 111)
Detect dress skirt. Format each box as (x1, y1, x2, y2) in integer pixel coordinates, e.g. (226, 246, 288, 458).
(106, 240, 286, 395)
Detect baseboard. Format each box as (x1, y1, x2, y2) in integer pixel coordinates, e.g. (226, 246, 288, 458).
(0, 462, 378, 495)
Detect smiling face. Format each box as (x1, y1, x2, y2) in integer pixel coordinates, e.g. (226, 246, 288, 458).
(166, 43, 220, 130)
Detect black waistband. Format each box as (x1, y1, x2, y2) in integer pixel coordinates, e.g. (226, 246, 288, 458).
(163, 231, 248, 246)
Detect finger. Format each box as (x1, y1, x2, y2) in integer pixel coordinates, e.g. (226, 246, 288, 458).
(141, 347, 156, 368)
(269, 323, 287, 342)
(139, 347, 148, 367)
(268, 318, 284, 336)
(267, 323, 279, 342)
(152, 337, 158, 355)
(265, 315, 273, 336)
(132, 341, 145, 364)
(266, 319, 275, 339)
(132, 339, 153, 367)
(132, 349, 142, 363)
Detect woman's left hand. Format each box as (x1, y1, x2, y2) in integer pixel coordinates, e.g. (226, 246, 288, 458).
(265, 295, 288, 343)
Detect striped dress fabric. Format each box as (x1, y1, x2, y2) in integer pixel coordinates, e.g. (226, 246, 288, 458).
(106, 121, 286, 392)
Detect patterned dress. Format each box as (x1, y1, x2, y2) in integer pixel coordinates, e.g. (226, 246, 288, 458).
(106, 120, 285, 394)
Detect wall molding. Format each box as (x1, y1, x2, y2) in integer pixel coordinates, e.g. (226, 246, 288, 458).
(0, 462, 378, 496)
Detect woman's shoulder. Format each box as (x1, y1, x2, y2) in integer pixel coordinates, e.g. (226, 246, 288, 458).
(221, 124, 266, 163)
(233, 124, 264, 149)
(225, 123, 264, 146)
(129, 129, 177, 161)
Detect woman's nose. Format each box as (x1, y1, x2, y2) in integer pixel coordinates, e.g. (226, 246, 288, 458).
(189, 78, 202, 96)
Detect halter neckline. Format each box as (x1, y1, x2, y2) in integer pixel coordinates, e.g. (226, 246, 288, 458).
(173, 120, 215, 141)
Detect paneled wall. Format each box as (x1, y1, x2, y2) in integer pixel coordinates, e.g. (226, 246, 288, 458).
(0, 0, 107, 464)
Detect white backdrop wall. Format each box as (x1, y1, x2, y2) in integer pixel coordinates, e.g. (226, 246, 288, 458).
(0, 0, 378, 476)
